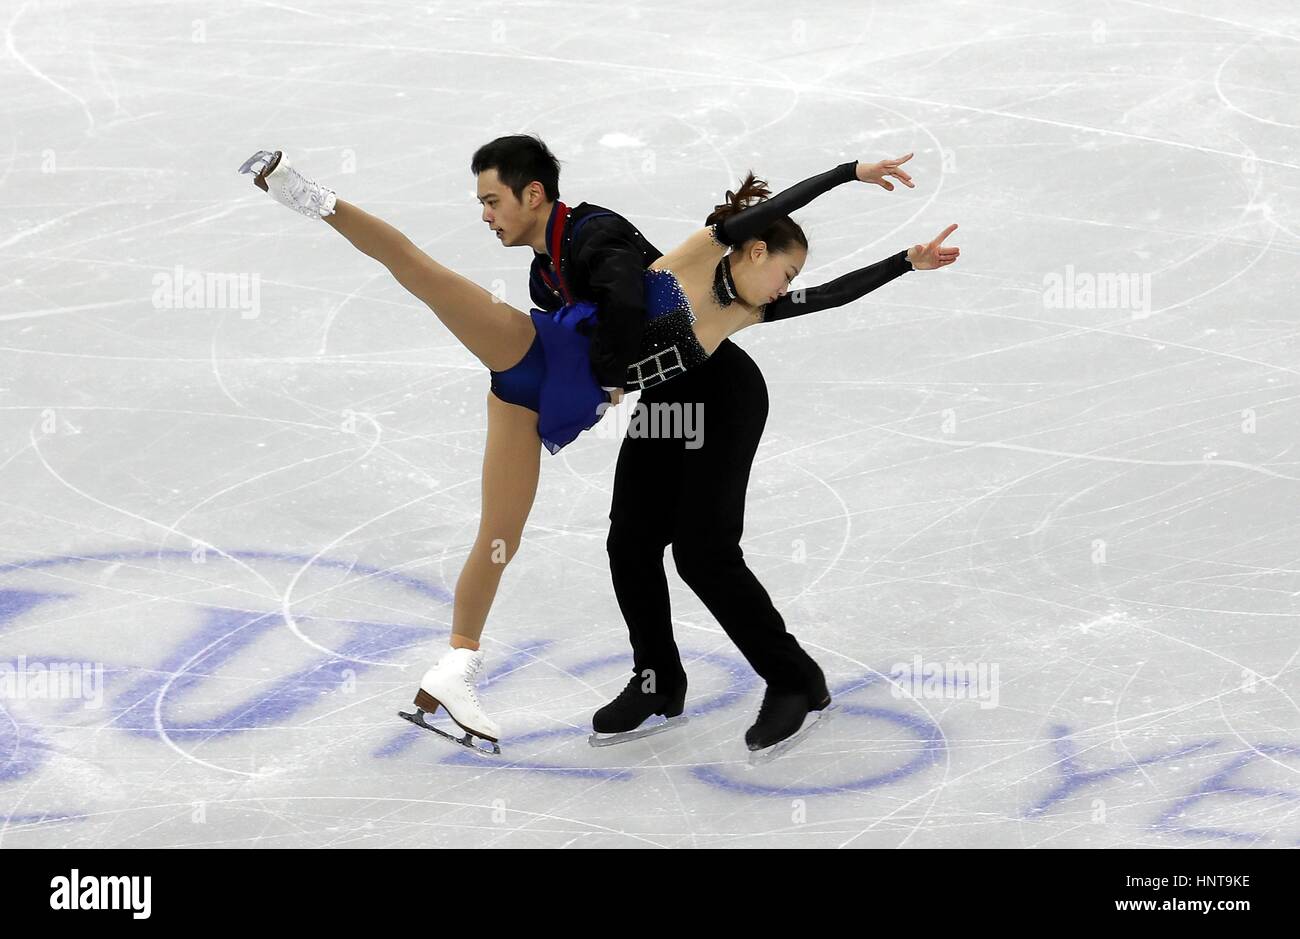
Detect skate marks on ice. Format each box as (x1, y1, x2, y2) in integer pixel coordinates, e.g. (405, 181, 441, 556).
(0, 550, 941, 802)
(385, 648, 750, 781)
(0, 549, 1297, 845)
(387, 650, 941, 795)
(1025, 727, 1300, 846)
(0, 547, 443, 843)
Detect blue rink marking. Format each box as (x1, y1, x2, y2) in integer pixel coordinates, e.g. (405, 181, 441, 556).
(1, 549, 1297, 841)
(111, 605, 427, 739)
(1149, 743, 1300, 844)
(1, 587, 84, 788)
(0, 548, 444, 821)
(1025, 726, 1300, 844)
(1024, 723, 1220, 818)
(690, 701, 946, 797)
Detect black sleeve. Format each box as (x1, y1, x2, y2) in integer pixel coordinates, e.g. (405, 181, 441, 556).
(713, 161, 858, 247)
(572, 219, 649, 388)
(761, 249, 912, 322)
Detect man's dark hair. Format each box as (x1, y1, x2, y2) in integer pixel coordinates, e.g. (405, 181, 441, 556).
(470, 134, 561, 202)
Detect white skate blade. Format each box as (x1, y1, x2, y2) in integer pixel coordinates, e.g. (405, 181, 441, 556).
(746, 705, 837, 767)
(588, 714, 689, 748)
(398, 707, 501, 757)
(238, 150, 279, 176)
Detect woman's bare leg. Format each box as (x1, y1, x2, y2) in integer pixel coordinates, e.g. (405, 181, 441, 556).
(325, 199, 535, 371)
(320, 201, 545, 645)
(448, 391, 544, 648)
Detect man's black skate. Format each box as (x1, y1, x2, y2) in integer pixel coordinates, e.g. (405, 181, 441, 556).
(745, 679, 834, 765)
(589, 673, 688, 747)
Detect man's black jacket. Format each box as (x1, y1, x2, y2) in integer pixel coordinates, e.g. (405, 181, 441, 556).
(528, 201, 662, 389)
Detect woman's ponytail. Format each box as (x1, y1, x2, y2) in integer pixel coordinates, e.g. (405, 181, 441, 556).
(704, 172, 772, 227)
(703, 171, 808, 254)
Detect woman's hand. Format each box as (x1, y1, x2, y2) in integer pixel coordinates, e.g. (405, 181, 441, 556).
(856, 153, 915, 191)
(907, 223, 960, 270)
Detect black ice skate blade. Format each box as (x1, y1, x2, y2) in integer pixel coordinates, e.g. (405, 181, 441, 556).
(398, 708, 501, 757)
(588, 714, 689, 748)
(746, 705, 837, 767)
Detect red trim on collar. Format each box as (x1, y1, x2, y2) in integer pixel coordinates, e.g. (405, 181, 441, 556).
(544, 201, 572, 303)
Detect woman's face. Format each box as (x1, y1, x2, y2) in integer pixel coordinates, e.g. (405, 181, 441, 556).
(733, 241, 807, 307)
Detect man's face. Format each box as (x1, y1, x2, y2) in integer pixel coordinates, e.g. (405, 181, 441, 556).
(476, 169, 532, 247)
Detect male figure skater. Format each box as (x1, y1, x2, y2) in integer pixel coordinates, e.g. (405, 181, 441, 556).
(468, 136, 824, 754)
(469, 135, 660, 397)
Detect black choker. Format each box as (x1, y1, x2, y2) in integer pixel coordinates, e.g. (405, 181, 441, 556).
(712, 254, 738, 307)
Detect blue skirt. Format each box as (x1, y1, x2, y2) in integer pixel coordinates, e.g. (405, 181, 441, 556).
(523, 302, 608, 455)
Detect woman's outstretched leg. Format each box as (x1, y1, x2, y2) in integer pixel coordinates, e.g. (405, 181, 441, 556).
(325, 200, 537, 371)
(314, 193, 546, 639)
(245, 153, 536, 371)
(244, 153, 544, 749)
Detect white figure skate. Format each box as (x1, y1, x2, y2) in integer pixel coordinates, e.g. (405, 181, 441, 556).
(238, 149, 337, 219)
(398, 648, 502, 757)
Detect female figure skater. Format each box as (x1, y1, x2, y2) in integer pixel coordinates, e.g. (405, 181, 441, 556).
(592, 169, 959, 757)
(239, 148, 957, 754)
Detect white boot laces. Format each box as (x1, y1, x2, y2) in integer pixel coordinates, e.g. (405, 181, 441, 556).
(462, 653, 483, 707)
(280, 165, 331, 217)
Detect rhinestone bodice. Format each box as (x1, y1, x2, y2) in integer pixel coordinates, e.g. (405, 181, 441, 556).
(625, 268, 711, 390)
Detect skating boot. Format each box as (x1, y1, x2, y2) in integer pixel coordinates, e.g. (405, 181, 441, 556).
(589, 671, 688, 747)
(238, 149, 337, 219)
(745, 676, 834, 765)
(399, 647, 501, 756)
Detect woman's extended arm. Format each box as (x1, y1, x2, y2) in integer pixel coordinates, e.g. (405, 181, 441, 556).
(760, 249, 912, 321)
(712, 162, 856, 247)
(713, 153, 915, 247)
(662, 154, 916, 270)
(758, 222, 960, 322)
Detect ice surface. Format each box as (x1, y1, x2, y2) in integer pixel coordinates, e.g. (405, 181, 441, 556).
(1, 0, 1298, 848)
